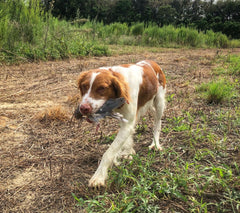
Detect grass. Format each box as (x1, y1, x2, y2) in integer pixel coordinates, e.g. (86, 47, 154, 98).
(0, 0, 110, 64)
(72, 51, 240, 212)
(197, 53, 240, 105)
(1, 0, 240, 64)
(73, 144, 240, 212)
(197, 80, 235, 104)
(214, 54, 240, 76)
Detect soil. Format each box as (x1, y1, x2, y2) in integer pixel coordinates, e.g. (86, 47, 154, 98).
(1, 48, 239, 212)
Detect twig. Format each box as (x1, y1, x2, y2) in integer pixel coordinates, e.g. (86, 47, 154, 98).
(169, 200, 188, 213)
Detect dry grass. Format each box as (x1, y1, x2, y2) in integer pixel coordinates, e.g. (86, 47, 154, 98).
(33, 105, 70, 123)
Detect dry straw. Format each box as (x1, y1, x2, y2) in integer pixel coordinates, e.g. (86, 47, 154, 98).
(34, 105, 70, 123)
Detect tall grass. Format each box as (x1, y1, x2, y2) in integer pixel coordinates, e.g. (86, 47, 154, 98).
(82, 21, 239, 48)
(0, 0, 109, 63)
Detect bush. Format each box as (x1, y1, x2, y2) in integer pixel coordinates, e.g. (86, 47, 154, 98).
(177, 27, 201, 47)
(214, 33, 229, 48)
(131, 22, 144, 36)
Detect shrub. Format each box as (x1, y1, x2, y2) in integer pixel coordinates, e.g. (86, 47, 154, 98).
(205, 30, 215, 47)
(214, 33, 229, 48)
(131, 22, 144, 36)
(177, 27, 200, 47)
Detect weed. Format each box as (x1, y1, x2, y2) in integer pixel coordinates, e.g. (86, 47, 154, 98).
(197, 80, 235, 104)
(0, 1, 109, 63)
(1, 2, 239, 64)
(136, 117, 148, 133)
(130, 22, 144, 36)
(101, 133, 116, 144)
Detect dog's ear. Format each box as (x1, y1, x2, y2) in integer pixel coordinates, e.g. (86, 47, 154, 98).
(77, 71, 88, 96)
(111, 71, 130, 104)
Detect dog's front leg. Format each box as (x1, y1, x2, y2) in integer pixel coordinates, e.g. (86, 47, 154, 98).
(89, 123, 134, 187)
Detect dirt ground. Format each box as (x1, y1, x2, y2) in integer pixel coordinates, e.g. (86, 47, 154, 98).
(1, 48, 239, 212)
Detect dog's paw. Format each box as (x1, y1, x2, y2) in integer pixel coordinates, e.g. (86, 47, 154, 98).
(122, 148, 136, 159)
(88, 174, 106, 188)
(149, 143, 163, 151)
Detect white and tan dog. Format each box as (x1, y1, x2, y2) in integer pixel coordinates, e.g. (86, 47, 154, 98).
(77, 60, 166, 187)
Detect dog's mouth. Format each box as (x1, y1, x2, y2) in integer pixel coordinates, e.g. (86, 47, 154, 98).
(74, 97, 127, 123)
(73, 106, 95, 123)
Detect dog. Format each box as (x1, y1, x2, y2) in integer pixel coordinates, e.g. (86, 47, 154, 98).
(76, 60, 166, 187)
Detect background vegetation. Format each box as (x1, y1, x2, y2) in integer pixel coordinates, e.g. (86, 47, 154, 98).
(0, 0, 109, 63)
(44, 0, 240, 39)
(0, 0, 240, 63)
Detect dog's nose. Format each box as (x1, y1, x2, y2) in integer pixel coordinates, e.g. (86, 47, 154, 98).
(80, 103, 92, 115)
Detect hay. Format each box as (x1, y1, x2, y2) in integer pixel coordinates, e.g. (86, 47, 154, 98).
(34, 105, 70, 123)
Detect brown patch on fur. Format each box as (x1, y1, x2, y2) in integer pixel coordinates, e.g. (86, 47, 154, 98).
(137, 65, 159, 109)
(77, 69, 130, 103)
(119, 64, 131, 68)
(145, 60, 166, 88)
(110, 71, 130, 103)
(90, 70, 119, 100)
(77, 70, 93, 97)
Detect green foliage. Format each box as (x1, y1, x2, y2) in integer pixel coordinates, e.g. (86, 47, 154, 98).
(130, 22, 144, 36)
(73, 149, 240, 212)
(47, 0, 240, 39)
(0, 0, 239, 64)
(177, 27, 201, 47)
(225, 55, 240, 76)
(197, 80, 235, 104)
(0, 0, 109, 63)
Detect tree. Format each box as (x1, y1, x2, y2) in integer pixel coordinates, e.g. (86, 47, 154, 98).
(154, 5, 176, 27)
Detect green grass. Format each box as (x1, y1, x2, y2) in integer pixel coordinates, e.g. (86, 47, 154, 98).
(197, 53, 240, 105)
(214, 54, 240, 76)
(88, 22, 236, 48)
(73, 146, 240, 212)
(197, 80, 235, 104)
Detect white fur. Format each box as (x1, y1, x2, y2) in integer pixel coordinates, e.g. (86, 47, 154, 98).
(81, 72, 105, 113)
(86, 62, 166, 187)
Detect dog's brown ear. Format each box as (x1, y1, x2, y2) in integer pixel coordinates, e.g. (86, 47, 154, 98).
(77, 71, 90, 97)
(77, 71, 87, 89)
(111, 72, 130, 104)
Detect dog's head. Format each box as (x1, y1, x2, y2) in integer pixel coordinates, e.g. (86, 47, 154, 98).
(77, 69, 129, 116)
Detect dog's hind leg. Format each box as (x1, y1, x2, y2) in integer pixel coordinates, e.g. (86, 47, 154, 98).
(149, 86, 166, 150)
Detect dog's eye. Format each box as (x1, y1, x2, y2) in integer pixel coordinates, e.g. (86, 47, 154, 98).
(81, 84, 89, 93)
(97, 86, 106, 94)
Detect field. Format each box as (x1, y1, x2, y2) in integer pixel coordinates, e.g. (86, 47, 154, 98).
(0, 47, 239, 212)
